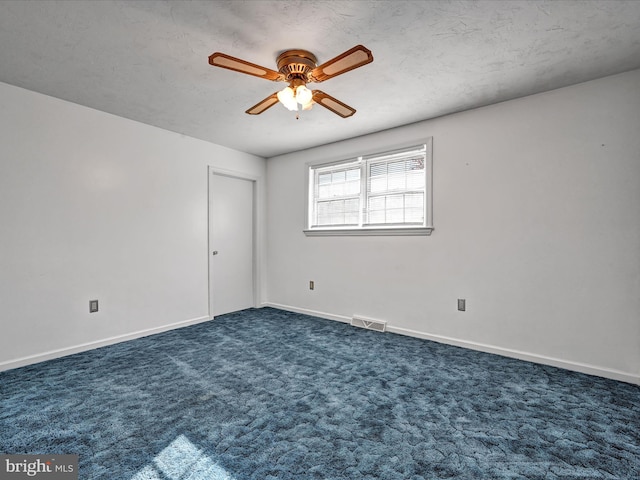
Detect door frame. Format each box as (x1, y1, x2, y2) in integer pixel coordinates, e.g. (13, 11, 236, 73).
(207, 166, 262, 319)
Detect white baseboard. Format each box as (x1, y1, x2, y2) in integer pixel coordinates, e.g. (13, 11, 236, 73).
(262, 303, 640, 386)
(262, 302, 352, 324)
(387, 325, 640, 386)
(0, 315, 213, 373)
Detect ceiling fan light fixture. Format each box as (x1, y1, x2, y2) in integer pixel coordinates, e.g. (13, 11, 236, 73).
(277, 86, 298, 111)
(295, 85, 312, 106)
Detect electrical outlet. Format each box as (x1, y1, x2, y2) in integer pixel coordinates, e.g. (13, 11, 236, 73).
(309, 281, 314, 290)
(457, 299, 466, 311)
(89, 299, 99, 313)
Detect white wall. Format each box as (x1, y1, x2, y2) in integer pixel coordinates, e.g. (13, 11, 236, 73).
(0, 82, 266, 369)
(265, 69, 640, 384)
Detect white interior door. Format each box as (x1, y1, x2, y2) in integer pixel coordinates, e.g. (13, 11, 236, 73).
(209, 171, 255, 316)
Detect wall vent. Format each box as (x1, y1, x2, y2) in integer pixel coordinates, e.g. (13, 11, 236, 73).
(351, 315, 387, 332)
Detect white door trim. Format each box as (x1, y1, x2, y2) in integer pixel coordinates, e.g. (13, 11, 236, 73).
(207, 166, 262, 319)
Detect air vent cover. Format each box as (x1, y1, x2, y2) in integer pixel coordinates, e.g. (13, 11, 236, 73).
(351, 315, 387, 332)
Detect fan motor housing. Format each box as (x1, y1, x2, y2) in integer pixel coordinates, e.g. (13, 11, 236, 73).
(276, 49, 317, 81)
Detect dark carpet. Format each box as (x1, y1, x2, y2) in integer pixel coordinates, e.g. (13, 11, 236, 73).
(1, 307, 638, 479)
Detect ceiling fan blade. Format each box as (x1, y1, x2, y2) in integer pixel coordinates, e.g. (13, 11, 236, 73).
(311, 45, 373, 82)
(246, 93, 280, 115)
(312, 91, 356, 118)
(209, 52, 283, 81)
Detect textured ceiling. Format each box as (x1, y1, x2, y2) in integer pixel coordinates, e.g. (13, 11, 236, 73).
(1, 0, 639, 158)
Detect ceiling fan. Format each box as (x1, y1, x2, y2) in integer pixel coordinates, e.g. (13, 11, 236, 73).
(208, 45, 373, 118)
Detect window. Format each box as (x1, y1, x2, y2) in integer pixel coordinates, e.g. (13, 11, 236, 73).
(305, 139, 433, 236)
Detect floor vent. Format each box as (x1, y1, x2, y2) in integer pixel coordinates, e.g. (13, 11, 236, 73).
(351, 315, 387, 332)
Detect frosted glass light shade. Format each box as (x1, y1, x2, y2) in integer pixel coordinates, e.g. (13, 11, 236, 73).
(277, 87, 298, 111)
(295, 85, 312, 106)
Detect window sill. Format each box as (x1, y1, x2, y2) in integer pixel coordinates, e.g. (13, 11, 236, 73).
(303, 226, 433, 237)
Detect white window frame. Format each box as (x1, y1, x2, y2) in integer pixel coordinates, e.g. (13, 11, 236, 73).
(304, 138, 433, 236)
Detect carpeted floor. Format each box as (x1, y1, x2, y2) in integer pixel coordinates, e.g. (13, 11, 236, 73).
(1, 307, 638, 479)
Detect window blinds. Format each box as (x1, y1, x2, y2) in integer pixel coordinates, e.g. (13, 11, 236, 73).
(309, 144, 428, 230)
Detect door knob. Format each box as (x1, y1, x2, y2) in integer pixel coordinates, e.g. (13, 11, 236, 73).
(212, 251, 219, 256)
